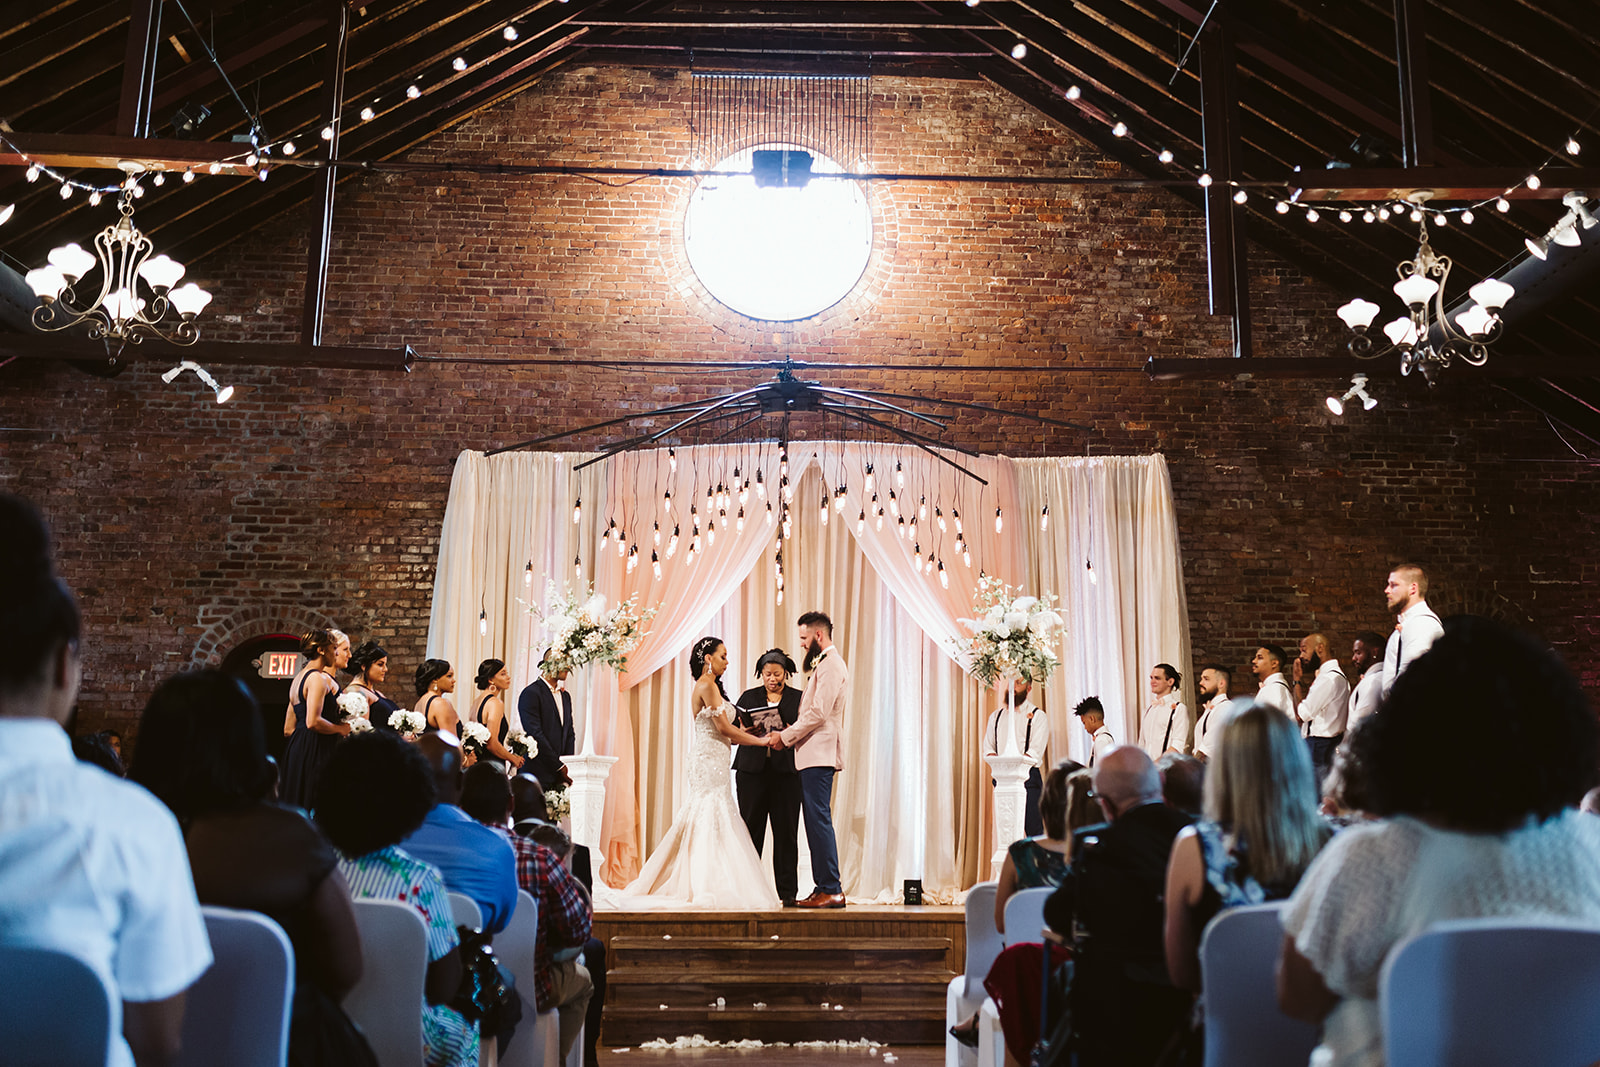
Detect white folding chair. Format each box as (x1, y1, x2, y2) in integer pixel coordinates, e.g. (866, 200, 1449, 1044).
(497, 889, 559, 1067)
(1381, 917, 1600, 1067)
(947, 881, 1002, 1067)
(1001, 886, 1055, 947)
(449, 891, 485, 932)
(346, 899, 429, 1067)
(176, 906, 295, 1067)
(0, 944, 114, 1067)
(1199, 902, 1318, 1067)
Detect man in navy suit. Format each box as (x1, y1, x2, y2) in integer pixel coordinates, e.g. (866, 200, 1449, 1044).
(517, 650, 575, 790)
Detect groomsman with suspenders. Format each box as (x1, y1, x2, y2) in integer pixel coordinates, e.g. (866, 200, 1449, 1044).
(983, 678, 1051, 836)
(1251, 643, 1295, 718)
(1382, 563, 1444, 697)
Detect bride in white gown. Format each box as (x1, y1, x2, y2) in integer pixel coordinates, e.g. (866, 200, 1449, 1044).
(599, 636, 782, 910)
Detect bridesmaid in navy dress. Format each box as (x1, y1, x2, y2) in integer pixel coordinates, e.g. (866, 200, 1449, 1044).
(473, 659, 526, 773)
(345, 640, 401, 732)
(414, 659, 459, 739)
(281, 629, 352, 809)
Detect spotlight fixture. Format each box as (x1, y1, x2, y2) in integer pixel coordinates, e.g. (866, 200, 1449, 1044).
(1325, 374, 1377, 416)
(1335, 203, 1514, 380)
(169, 102, 211, 138)
(26, 175, 213, 355)
(160, 360, 234, 403)
(0, 203, 13, 225)
(1525, 191, 1598, 260)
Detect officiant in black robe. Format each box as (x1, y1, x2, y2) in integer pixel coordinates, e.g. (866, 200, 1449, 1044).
(733, 648, 804, 905)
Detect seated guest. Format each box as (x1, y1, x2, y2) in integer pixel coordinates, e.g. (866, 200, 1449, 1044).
(511, 773, 574, 863)
(1163, 703, 1329, 996)
(995, 759, 1084, 935)
(1156, 752, 1205, 817)
(131, 670, 373, 1065)
(401, 733, 518, 935)
(99, 727, 125, 762)
(1277, 617, 1600, 1067)
(1045, 746, 1194, 1067)
(0, 493, 211, 1067)
(316, 732, 477, 1067)
(71, 730, 125, 776)
(462, 765, 595, 1063)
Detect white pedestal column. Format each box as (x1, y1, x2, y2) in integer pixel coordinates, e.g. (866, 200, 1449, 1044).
(561, 752, 617, 852)
(985, 751, 1031, 878)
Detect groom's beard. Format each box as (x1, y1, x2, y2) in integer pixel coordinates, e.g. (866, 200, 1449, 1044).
(803, 637, 822, 673)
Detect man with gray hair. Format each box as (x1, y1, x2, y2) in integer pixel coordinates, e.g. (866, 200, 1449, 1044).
(1044, 746, 1194, 1067)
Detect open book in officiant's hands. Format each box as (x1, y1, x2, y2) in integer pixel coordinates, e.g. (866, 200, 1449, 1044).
(741, 704, 785, 739)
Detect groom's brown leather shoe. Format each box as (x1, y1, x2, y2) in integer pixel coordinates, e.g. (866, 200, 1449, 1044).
(794, 891, 846, 909)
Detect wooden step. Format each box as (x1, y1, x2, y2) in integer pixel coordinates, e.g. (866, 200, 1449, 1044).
(608, 936, 952, 970)
(607, 969, 951, 1010)
(602, 1005, 946, 1046)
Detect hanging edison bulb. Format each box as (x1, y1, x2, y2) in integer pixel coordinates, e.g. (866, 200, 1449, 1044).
(782, 477, 794, 504)
(602, 519, 615, 543)
(691, 533, 702, 556)
(736, 506, 746, 532)
(776, 587, 784, 606)
(479, 609, 488, 637)
(897, 515, 907, 539)
(668, 447, 677, 474)
(739, 479, 750, 505)
(626, 545, 638, 574)
(875, 508, 885, 532)
(864, 463, 875, 493)
(953, 509, 963, 535)
(652, 550, 662, 581)
(819, 495, 829, 526)
(662, 489, 672, 514)
(919, 496, 928, 521)
(963, 547, 973, 567)
(895, 460, 905, 487)
(653, 521, 661, 546)
(856, 510, 866, 536)
(524, 561, 533, 587)
(909, 516, 918, 541)
(782, 512, 792, 540)
(1086, 558, 1098, 585)
(572, 497, 582, 524)
(938, 559, 949, 588)
(707, 518, 716, 547)
(755, 469, 765, 499)
(690, 503, 699, 533)
(616, 531, 626, 558)
(913, 542, 923, 569)
(936, 506, 946, 533)
(1040, 505, 1050, 532)
(995, 507, 1004, 533)
(925, 555, 936, 576)
(888, 490, 899, 517)
(765, 502, 774, 526)
(573, 554, 582, 579)
(779, 449, 789, 479)
(834, 485, 848, 514)
(667, 524, 680, 558)
(706, 484, 715, 508)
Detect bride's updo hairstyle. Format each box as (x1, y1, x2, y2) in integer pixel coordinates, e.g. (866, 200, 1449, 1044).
(475, 658, 505, 691)
(690, 636, 729, 700)
(415, 658, 451, 697)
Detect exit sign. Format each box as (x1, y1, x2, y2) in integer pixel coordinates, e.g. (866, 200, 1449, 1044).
(260, 652, 301, 679)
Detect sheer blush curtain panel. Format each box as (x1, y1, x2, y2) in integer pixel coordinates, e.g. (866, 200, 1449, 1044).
(428, 447, 1189, 896)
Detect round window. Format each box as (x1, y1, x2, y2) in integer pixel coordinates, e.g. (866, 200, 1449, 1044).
(684, 145, 872, 322)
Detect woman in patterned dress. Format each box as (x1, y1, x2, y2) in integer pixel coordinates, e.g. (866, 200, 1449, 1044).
(314, 731, 478, 1067)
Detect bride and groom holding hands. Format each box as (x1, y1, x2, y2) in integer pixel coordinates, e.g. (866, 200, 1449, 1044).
(609, 611, 847, 910)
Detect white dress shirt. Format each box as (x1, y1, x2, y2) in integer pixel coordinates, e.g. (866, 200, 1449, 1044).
(982, 700, 1049, 769)
(1299, 659, 1352, 739)
(1381, 600, 1444, 697)
(1087, 725, 1115, 766)
(1193, 695, 1238, 760)
(1139, 692, 1191, 758)
(1255, 672, 1296, 718)
(0, 719, 213, 1067)
(1346, 663, 1384, 732)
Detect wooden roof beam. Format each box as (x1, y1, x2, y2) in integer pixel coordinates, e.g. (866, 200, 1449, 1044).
(1290, 167, 1600, 202)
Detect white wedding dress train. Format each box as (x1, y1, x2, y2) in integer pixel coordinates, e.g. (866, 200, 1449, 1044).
(596, 701, 781, 910)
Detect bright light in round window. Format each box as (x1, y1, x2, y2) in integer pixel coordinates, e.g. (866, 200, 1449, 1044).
(684, 145, 872, 321)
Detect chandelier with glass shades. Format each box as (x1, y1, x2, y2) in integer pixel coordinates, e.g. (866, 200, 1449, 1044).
(1334, 201, 1514, 384)
(25, 168, 213, 354)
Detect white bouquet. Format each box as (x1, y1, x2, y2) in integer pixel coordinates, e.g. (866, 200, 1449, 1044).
(459, 720, 491, 757)
(958, 575, 1064, 687)
(543, 787, 572, 822)
(536, 580, 656, 675)
(506, 731, 539, 762)
(389, 708, 426, 740)
(348, 716, 374, 735)
(333, 690, 370, 725)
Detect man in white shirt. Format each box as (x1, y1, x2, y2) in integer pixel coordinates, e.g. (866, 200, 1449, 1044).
(1293, 633, 1350, 789)
(1192, 664, 1237, 762)
(1381, 563, 1444, 698)
(1074, 696, 1116, 767)
(1251, 643, 1295, 717)
(981, 678, 1051, 836)
(1344, 630, 1387, 735)
(0, 494, 212, 1067)
(1138, 663, 1191, 759)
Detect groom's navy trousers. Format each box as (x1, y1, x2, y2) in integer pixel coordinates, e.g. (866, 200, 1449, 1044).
(799, 767, 841, 894)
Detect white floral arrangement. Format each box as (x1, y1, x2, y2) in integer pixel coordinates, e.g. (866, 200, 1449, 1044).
(506, 731, 539, 761)
(958, 574, 1064, 687)
(543, 787, 572, 822)
(459, 720, 491, 757)
(536, 580, 656, 675)
(389, 708, 426, 740)
(348, 715, 374, 735)
(333, 689, 369, 725)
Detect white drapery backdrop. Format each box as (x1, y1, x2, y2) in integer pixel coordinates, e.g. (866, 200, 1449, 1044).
(429, 445, 1191, 897)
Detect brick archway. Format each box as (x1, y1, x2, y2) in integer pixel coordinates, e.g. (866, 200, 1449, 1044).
(189, 606, 342, 668)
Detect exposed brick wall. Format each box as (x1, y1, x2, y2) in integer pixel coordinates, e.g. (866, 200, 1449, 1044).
(2, 67, 1596, 737)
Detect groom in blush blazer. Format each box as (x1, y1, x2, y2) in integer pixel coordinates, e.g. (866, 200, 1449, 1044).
(772, 611, 848, 909)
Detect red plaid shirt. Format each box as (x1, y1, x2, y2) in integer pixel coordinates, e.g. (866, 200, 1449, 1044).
(495, 826, 592, 1010)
